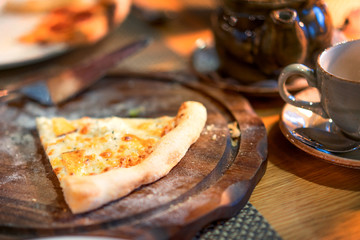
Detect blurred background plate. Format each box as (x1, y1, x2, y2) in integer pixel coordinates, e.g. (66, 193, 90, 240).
(0, 4, 68, 70)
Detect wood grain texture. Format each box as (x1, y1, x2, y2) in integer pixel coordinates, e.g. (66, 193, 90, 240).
(0, 74, 267, 239)
(250, 96, 360, 240)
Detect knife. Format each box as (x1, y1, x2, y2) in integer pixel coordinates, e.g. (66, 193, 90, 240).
(0, 38, 151, 105)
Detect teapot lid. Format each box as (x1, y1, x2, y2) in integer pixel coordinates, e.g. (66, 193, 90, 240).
(223, 0, 309, 12)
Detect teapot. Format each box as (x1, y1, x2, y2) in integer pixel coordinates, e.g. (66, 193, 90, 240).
(211, 0, 333, 84)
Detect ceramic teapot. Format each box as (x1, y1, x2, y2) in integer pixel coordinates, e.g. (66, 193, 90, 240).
(212, 0, 333, 84)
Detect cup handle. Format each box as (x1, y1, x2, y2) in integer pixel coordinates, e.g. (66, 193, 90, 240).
(278, 63, 329, 118)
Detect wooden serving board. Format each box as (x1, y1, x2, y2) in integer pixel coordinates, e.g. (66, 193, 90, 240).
(0, 74, 267, 239)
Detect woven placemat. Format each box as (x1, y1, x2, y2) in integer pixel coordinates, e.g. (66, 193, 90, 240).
(195, 202, 282, 240)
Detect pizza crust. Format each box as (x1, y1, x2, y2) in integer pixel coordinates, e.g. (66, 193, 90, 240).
(46, 101, 206, 213)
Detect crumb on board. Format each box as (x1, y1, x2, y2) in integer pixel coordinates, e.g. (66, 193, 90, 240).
(203, 123, 240, 140)
(202, 124, 215, 135)
(206, 124, 214, 131)
(212, 134, 217, 140)
(228, 121, 241, 138)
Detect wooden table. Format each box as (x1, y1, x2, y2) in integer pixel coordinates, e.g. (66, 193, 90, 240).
(250, 97, 360, 240)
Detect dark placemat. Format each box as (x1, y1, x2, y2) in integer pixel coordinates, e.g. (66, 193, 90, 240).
(195, 202, 282, 240)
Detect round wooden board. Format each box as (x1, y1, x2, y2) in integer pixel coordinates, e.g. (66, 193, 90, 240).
(0, 74, 267, 239)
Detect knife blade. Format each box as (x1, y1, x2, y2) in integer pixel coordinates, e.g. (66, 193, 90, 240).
(0, 38, 151, 105)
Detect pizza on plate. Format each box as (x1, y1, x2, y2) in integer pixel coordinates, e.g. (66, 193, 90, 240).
(36, 101, 207, 214)
(4, 0, 131, 45)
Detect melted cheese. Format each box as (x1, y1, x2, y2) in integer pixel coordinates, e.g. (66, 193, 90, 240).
(52, 117, 77, 136)
(37, 116, 175, 180)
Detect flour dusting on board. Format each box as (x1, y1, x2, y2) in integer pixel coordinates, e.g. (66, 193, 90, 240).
(0, 131, 39, 167)
(0, 172, 23, 186)
(0, 102, 46, 167)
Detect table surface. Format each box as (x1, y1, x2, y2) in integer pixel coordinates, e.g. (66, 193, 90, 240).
(134, 1, 360, 239)
(1, 0, 360, 239)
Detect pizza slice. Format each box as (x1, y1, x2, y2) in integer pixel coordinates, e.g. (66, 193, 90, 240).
(36, 101, 207, 214)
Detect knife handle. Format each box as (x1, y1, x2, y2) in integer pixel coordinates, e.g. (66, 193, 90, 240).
(72, 38, 151, 80)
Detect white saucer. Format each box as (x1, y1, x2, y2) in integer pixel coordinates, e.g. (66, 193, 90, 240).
(279, 87, 360, 169)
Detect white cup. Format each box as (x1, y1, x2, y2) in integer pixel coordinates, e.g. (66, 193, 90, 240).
(278, 39, 360, 140)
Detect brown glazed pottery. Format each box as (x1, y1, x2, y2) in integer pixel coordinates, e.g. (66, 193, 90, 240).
(212, 0, 333, 84)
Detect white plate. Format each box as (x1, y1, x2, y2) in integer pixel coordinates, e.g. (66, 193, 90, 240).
(0, 3, 68, 70)
(279, 87, 360, 169)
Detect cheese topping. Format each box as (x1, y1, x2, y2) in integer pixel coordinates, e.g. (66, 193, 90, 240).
(37, 116, 175, 179)
(52, 117, 77, 136)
